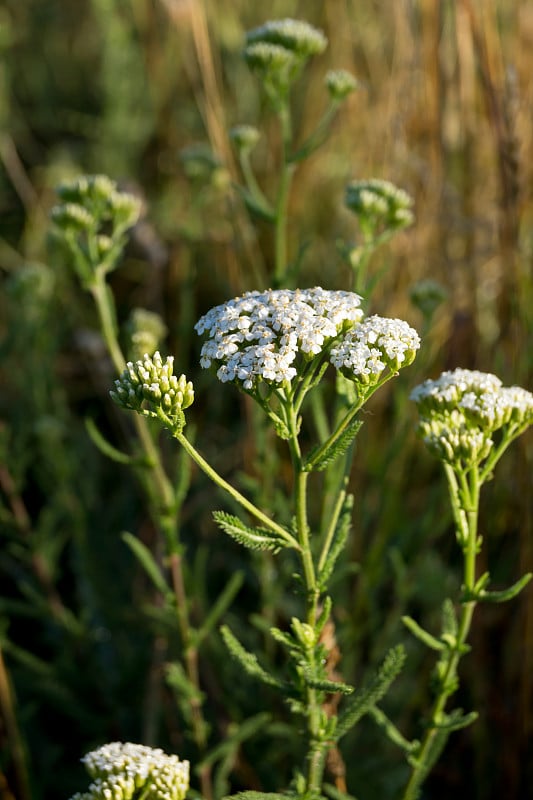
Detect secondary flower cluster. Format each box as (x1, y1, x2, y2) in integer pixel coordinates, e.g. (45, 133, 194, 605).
(244, 19, 328, 103)
(195, 288, 420, 392)
(411, 368, 533, 468)
(52, 175, 142, 239)
(70, 742, 189, 800)
(111, 352, 194, 431)
(345, 178, 414, 235)
(330, 315, 421, 383)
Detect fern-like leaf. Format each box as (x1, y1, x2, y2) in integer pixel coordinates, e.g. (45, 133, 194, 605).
(304, 420, 363, 472)
(335, 645, 406, 741)
(220, 625, 286, 690)
(318, 495, 353, 589)
(213, 511, 289, 552)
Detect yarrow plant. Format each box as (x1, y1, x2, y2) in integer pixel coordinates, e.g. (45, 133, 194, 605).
(111, 286, 422, 798)
(400, 369, 533, 800)
(46, 15, 533, 800)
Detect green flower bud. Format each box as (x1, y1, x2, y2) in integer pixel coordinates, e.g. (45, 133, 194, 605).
(111, 352, 194, 433)
(325, 69, 360, 100)
(108, 190, 143, 231)
(291, 617, 316, 650)
(418, 410, 493, 469)
(51, 202, 95, 232)
(243, 41, 297, 77)
(229, 124, 261, 153)
(345, 178, 414, 235)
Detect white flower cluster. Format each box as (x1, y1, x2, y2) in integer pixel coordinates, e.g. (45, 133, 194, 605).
(330, 315, 421, 384)
(71, 742, 189, 800)
(411, 368, 533, 468)
(245, 18, 328, 58)
(195, 287, 364, 391)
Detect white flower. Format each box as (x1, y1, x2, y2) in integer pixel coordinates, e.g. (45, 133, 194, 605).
(411, 368, 533, 433)
(75, 742, 190, 800)
(330, 315, 420, 383)
(195, 287, 364, 390)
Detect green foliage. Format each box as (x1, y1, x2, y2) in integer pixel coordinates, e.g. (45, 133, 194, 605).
(1, 4, 532, 800)
(213, 511, 290, 553)
(335, 646, 406, 741)
(304, 421, 363, 473)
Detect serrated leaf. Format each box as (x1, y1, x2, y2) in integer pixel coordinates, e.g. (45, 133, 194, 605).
(213, 511, 288, 552)
(369, 707, 419, 755)
(220, 625, 286, 690)
(335, 645, 406, 741)
(402, 615, 445, 652)
(304, 420, 363, 472)
(302, 670, 354, 696)
(478, 572, 532, 603)
(318, 495, 353, 589)
(441, 598, 458, 638)
(435, 708, 478, 732)
(269, 626, 298, 653)
(122, 532, 171, 597)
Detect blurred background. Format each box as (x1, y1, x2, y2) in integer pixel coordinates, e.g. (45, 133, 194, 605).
(0, 1, 532, 799)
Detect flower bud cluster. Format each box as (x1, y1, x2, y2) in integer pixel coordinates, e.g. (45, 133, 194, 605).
(417, 410, 493, 468)
(70, 742, 189, 800)
(195, 287, 364, 391)
(244, 19, 327, 102)
(229, 124, 261, 154)
(325, 69, 360, 101)
(52, 175, 142, 239)
(411, 368, 533, 468)
(111, 352, 194, 430)
(330, 315, 421, 385)
(345, 178, 414, 234)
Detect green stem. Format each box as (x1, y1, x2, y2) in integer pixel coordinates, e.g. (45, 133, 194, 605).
(401, 468, 480, 800)
(87, 268, 213, 800)
(174, 431, 300, 550)
(284, 398, 327, 797)
(317, 478, 348, 575)
(274, 103, 295, 287)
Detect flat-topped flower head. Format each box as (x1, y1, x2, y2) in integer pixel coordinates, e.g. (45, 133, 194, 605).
(244, 19, 326, 104)
(195, 287, 364, 392)
(111, 352, 194, 432)
(411, 368, 533, 468)
(345, 178, 414, 234)
(71, 742, 189, 800)
(245, 19, 327, 59)
(330, 315, 420, 386)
